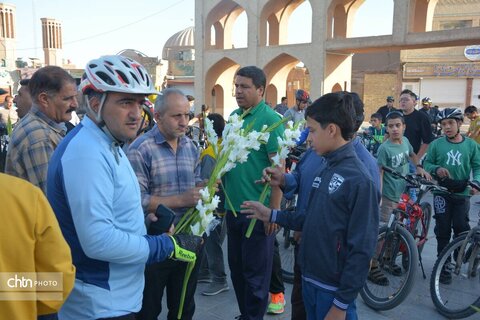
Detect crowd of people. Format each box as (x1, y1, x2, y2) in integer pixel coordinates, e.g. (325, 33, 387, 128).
(0, 54, 479, 320)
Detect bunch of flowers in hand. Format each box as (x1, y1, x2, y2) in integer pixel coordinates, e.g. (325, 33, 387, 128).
(172, 111, 286, 319)
(245, 120, 305, 238)
(174, 112, 276, 236)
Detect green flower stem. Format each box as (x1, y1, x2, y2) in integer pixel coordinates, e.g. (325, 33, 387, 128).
(221, 180, 236, 217)
(174, 207, 195, 234)
(177, 259, 196, 319)
(245, 182, 270, 238)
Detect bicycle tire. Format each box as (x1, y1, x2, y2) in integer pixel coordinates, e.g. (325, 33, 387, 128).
(430, 234, 480, 319)
(360, 224, 419, 310)
(417, 202, 432, 253)
(276, 228, 294, 284)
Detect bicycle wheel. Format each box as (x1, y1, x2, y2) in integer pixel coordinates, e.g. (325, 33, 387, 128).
(360, 225, 419, 310)
(276, 228, 294, 284)
(430, 234, 480, 319)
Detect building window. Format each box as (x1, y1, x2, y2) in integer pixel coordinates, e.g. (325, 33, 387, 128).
(439, 20, 472, 30)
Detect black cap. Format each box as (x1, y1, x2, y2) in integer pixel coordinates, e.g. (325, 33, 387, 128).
(386, 96, 394, 102)
(0, 88, 8, 95)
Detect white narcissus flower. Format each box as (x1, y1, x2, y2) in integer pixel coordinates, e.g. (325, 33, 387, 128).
(205, 195, 220, 212)
(210, 195, 220, 209)
(195, 200, 207, 217)
(258, 132, 270, 144)
(236, 148, 250, 163)
(201, 214, 215, 231)
(278, 146, 289, 160)
(270, 121, 304, 167)
(199, 187, 210, 202)
(285, 127, 301, 143)
(204, 118, 217, 141)
(191, 222, 201, 236)
(271, 154, 281, 167)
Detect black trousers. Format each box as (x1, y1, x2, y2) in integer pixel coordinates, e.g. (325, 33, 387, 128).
(136, 246, 204, 320)
(226, 211, 274, 320)
(433, 194, 470, 256)
(269, 238, 285, 294)
(291, 244, 306, 320)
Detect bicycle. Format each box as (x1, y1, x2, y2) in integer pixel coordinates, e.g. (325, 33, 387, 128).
(361, 166, 443, 310)
(429, 181, 480, 319)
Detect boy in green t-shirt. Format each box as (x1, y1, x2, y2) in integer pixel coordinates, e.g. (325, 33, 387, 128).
(423, 108, 480, 284)
(369, 111, 430, 285)
(377, 111, 430, 223)
(364, 112, 386, 157)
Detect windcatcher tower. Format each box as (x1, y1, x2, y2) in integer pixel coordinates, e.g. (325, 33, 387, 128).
(41, 17, 62, 66)
(0, 3, 16, 69)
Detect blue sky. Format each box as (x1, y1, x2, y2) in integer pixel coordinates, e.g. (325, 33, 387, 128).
(8, 0, 393, 68)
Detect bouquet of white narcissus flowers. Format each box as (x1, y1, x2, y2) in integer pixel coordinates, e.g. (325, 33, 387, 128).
(173, 111, 288, 319)
(245, 120, 304, 238)
(174, 112, 287, 237)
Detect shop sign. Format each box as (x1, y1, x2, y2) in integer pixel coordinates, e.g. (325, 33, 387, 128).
(464, 45, 480, 61)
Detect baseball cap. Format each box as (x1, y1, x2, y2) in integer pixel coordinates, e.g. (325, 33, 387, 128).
(386, 96, 394, 102)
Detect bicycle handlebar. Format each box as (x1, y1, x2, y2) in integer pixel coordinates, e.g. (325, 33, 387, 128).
(382, 166, 447, 192)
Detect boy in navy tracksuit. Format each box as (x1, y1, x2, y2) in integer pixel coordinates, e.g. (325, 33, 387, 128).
(241, 92, 379, 319)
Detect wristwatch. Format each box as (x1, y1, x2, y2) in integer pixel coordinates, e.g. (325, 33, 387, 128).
(416, 164, 423, 168)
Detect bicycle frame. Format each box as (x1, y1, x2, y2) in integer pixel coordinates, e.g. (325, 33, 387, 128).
(453, 181, 480, 277)
(383, 166, 447, 278)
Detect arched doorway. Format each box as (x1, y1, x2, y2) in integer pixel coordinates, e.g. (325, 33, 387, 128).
(212, 84, 225, 115)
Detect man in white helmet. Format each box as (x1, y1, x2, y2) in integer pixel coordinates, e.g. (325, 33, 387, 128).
(46, 55, 201, 319)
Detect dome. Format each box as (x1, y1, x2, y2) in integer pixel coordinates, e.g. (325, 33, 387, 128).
(162, 26, 195, 60)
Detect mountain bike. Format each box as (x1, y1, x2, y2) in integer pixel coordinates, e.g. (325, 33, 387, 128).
(430, 181, 480, 319)
(361, 166, 443, 310)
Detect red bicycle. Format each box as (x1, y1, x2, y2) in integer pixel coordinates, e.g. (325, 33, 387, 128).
(361, 166, 443, 310)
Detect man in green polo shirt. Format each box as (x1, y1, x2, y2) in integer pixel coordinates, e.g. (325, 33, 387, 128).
(224, 66, 284, 320)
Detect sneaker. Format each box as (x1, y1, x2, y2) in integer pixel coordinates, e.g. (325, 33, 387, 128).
(201, 282, 229, 296)
(368, 265, 389, 286)
(439, 269, 452, 285)
(267, 292, 285, 314)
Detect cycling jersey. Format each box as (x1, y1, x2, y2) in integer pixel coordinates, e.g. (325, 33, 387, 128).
(47, 117, 172, 319)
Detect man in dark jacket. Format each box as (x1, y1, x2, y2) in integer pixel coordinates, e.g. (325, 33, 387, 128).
(376, 96, 396, 124)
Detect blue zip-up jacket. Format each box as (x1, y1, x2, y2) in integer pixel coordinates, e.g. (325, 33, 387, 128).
(275, 142, 379, 310)
(47, 117, 173, 319)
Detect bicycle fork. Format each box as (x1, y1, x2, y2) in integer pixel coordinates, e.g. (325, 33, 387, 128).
(455, 228, 480, 278)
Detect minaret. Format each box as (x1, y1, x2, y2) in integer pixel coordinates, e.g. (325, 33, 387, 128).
(41, 17, 62, 66)
(0, 3, 16, 70)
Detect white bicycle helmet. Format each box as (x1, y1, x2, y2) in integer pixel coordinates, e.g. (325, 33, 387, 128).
(80, 55, 158, 95)
(436, 108, 463, 122)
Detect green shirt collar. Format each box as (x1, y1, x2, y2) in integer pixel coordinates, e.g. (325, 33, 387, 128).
(233, 100, 266, 118)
